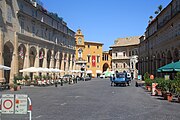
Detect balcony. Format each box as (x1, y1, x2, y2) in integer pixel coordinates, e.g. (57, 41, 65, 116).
(112, 56, 130, 60)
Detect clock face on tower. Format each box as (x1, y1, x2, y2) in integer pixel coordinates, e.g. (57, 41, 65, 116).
(78, 38, 82, 44)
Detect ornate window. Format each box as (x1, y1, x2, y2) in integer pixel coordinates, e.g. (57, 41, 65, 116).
(6, 4, 12, 23)
(97, 56, 100, 63)
(123, 63, 126, 68)
(20, 20, 25, 33)
(87, 55, 91, 63)
(78, 48, 83, 58)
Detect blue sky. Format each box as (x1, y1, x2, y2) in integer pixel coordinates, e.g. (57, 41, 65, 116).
(41, 0, 171, 51)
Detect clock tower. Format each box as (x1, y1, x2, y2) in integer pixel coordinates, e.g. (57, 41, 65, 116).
(75, 29, 85, 45)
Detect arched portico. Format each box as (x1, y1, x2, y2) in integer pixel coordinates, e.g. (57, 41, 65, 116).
(3, 41, 14, 83)
(29, 46, 37, 67)
(103, 63, 109, 72)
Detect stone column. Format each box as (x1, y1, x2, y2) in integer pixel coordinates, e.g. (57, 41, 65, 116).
(0, 29, 4, 82)
(73, 54, 76, 71)
(10, 32, 19, 83)
(34, 46, 39, 68)
(55, 51, 60, 69)
(65, 53, 69, 74)
(60, 52, 65, 76)
(49, 50, 54, 68)
(69, 54, 73, 71)
(23, 43, 30, 76)
(42, 48, 47, 75)
(42, 48, 47, 68)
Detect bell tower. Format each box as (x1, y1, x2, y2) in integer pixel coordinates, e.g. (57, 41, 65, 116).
(75, 29, 85, 45)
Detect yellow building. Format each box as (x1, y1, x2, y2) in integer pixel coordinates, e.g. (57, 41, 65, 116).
(75, 29, 111, 77)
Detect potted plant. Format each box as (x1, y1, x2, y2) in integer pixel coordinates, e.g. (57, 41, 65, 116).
(47, 75, 52, 80)
(145, 78, 153, 91)
(17, 83, 21, 90)
(24, 75, 30, 86)
(34, 75, 39, 80)
(144, 72, 150, 80)
(9, 83, 14, 91)
(42, 75, 47, 80)
(154, 78, 164, 96)
(174, 72, 180, 102)
(162, 79, 173, 102)
(13, 84, 18, 91)
(34, 75, 40, 85)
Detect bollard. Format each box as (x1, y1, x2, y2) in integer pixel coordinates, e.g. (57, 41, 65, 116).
(69, 78, 71, 84)
(76, 78, 78, 83)
(135, 81, 138, 87)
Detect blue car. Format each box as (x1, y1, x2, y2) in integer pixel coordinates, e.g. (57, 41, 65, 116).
(110, 73, 129, 86)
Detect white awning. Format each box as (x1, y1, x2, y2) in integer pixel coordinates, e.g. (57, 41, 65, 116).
(96, 70, 102, 74)
(86, 70, 92, 74)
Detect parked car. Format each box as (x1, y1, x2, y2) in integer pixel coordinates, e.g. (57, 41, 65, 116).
(63, 74, 73, 78)
(84, 75, 91, 81)
(63, 74, 73, 81)
(110, 72, 129, 86)
(79, 75, 91, 81)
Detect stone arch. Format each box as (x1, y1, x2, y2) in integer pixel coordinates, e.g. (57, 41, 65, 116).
(18, 44, 26, 71)
(39, 48, 45, 67)
(161, 52, 166, 66)
(173, 48, 179, 62)
(29, 46, 36, 67)
(47, 49, 51, 68)
(103, 63, 109, 72)
(3, 41, 14, 83)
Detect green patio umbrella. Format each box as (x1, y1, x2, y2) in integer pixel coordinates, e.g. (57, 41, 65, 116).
(157, 60, 180, 72)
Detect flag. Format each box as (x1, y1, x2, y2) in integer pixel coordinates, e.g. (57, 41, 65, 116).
(92, 55, 96, 67)
(19, 47, 24, 59)
(39, 51, 44, 59)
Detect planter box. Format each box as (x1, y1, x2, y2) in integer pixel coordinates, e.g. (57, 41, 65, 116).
(167, 93, 173, 102)
(146, 86, 151, 91)
(17, 86, 21, 90)
(178, 97, 180, 103)
(163, 92, 173, 102)
(10, 88, 14, 91)
(156, 89, 162, 96)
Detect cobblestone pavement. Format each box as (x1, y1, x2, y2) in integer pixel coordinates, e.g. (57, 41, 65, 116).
(0, 78, 180, 120)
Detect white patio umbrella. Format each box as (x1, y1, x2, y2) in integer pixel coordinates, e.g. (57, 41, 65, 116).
(40, 68, 51, 73)
(54, 69, 64, 73)
(68, 70, 76, 73)
(49, 68, 64, 73)
(0, 64, 11, 70)
(19, 67, 40, 73)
